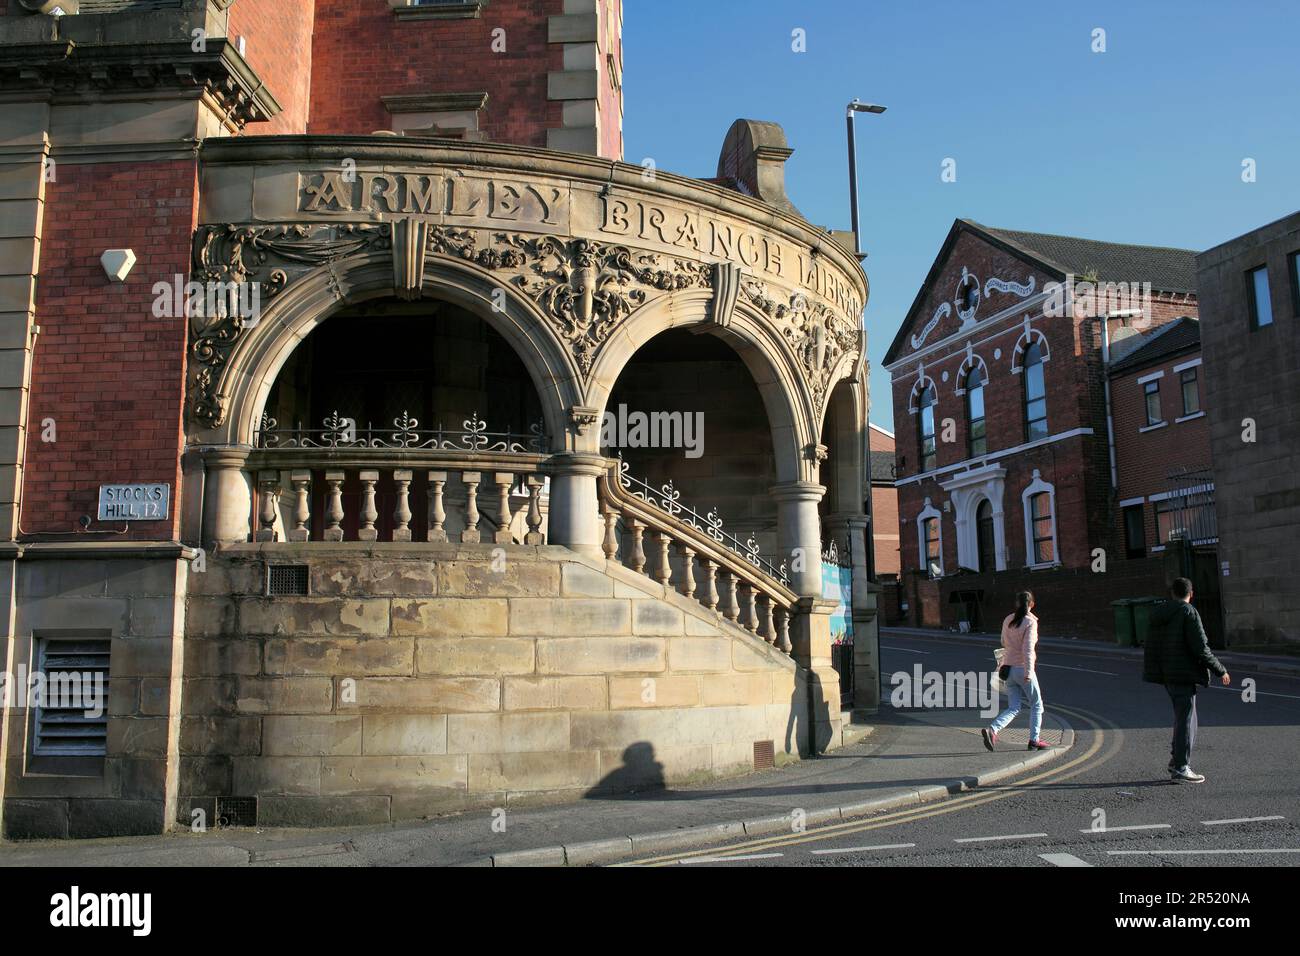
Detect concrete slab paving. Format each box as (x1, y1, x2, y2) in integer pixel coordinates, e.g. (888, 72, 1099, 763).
(0, 709, 1072, 867)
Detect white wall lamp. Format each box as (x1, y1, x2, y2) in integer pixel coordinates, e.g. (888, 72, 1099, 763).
(100, 249, 137, 283)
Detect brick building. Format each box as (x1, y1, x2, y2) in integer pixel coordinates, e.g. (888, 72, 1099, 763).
(1196, 210, 1300, 649)
(0, 0, 877, 838)
(884, 219, 1201, 639)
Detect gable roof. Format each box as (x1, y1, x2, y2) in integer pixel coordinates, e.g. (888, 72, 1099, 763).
(870, 450, 897, 483)
(975, 224, 1199, 296)
(1108, 316, 1201, 375)
(884, 219, 1199, 366)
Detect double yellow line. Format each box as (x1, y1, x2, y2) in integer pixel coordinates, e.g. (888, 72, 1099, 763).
(622, 705, 1118, 866)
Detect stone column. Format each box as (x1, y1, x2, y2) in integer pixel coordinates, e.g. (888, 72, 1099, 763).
(790, 596, 843, 754)
(771, 480, 825, 598)
(200, 445, 252, 547)
(544, 452, 606, 559)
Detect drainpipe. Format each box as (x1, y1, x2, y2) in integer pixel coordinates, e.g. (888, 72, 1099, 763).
(1102, 309, 1142, 492)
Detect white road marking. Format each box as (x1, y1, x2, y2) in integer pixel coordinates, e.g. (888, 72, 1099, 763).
(1201, 815, 1286, 826)
(1078, 823, 1171, 834)
(1108, 849, 1300, 856)
(1037, 663, 1117, 676)
(680, 853, 784, 864)
(954, 832, 1049, 844)
(1207, 685, 1300, 700)
(882, 646, 931, 654)
(811, 843, 915, 855)
(1039, 853, 1093, 867)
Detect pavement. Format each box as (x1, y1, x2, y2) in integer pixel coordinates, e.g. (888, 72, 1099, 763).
(0, 706, 1071, 868)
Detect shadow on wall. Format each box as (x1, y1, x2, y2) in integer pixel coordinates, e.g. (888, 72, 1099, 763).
(582, 690, 812, 800)
(585, 742, 666, 798)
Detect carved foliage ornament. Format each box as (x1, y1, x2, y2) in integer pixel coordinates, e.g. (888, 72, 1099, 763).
(740, 278, 862, 413)
(187, 221, 710, 427)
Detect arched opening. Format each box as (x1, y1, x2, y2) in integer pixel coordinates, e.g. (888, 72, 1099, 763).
(602, 327, 779, 559)
(976, 498, 996, 573)
(256, 297, 546, 541)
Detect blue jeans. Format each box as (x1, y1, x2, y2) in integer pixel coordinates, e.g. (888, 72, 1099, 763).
(990, 666, 1044, 741)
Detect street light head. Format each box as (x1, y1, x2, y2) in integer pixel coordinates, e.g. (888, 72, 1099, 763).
(848, 100, 887, 115)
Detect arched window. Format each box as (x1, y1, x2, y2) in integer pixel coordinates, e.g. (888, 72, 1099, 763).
(1023, 340, 1048, 441)
(918, 383, 937, 472)
(976, 499, 996, 572)
(965, 364, 986, 457)
(1021, 470, 1058, 567)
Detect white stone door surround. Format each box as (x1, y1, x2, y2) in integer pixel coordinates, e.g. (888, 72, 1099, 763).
(940, 463, 1008, 572)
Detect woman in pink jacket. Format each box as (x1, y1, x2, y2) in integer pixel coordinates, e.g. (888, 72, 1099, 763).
(982, 591, 1052, 751)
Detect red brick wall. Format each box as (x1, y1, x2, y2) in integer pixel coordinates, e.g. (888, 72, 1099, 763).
(22, 161, 197, 540)
(869, 425, 899, 576)
(938, 558, 1173, 641)
(597, 0, 623, 159)
(307, 0, 565, 144)
(227, 0, 316, 135)
(1111, 348, 1210, 550)
(890, 230, 1204, 585)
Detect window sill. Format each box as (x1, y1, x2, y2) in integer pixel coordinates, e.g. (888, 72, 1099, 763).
(1151, 545, 1167, 553)
(393, 1, 485, 21)
(1139, 421, 1168, 433)
(1175, 411, 1205, 423)
(1025, 561, 1060, 571)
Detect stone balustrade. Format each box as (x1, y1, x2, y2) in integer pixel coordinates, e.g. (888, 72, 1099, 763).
(245, 448, 547, 546)
(597, 461, 797, 654)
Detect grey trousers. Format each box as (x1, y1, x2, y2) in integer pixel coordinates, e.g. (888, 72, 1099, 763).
(1165, 683, 1198, 771)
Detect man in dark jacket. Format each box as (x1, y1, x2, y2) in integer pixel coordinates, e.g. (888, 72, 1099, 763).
(1143, 577, 1230, 783)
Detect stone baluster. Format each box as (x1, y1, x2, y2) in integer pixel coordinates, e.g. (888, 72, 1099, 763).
(288, 470, 311, 542)
(392, 469, 413, 541)
(628, 519, 646, 574)
(323, 470, 345, 541)
(357, 470, 379, 541)
(255, 470, 280, 542)
(654, 532, 673, 587)
(762, 594, 777, 645)
(744, 583, 760, 635)
(601, 504, 620, 561)
(427, 470, 448, 542)
(493, 472, 514, 544)
(679, 545, 696, 599)
(724, 571, 740, 624)
(525, 475, 544, 545)
(702, 559, 720, 612)
(461, 471, 481, 543)
(776, 607, 792, 654)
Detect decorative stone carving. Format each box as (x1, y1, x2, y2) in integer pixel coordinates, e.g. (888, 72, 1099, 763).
(189, 222, 392, 426)
(494, 234, 710, 375)
(741, 277, 862, 413)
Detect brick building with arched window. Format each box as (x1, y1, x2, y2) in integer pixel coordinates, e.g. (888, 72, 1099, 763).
(884, 220, 1206, 638)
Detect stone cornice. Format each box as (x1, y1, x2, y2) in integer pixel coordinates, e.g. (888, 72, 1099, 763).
(382, 91, 489, 114)
(197, 135, 867, 302)
(0, 37, 281, 129)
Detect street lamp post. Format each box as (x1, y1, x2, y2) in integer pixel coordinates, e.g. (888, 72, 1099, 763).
(845, 99, 886, 258)
(845, 99, 885, 581)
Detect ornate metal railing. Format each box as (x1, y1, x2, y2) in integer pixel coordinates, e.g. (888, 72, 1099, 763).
(614, 457, 789, 585)
(256, 411, 546, 453)
(598, 456, 797, 655)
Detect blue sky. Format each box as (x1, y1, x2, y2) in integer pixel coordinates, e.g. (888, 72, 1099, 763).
(623, 0, 1300, 431)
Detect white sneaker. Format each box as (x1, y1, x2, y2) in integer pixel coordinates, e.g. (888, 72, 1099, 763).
(1170, 767, 1205, 783)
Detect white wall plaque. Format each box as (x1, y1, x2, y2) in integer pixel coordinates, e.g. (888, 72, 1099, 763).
(98, 483, 170, 521)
